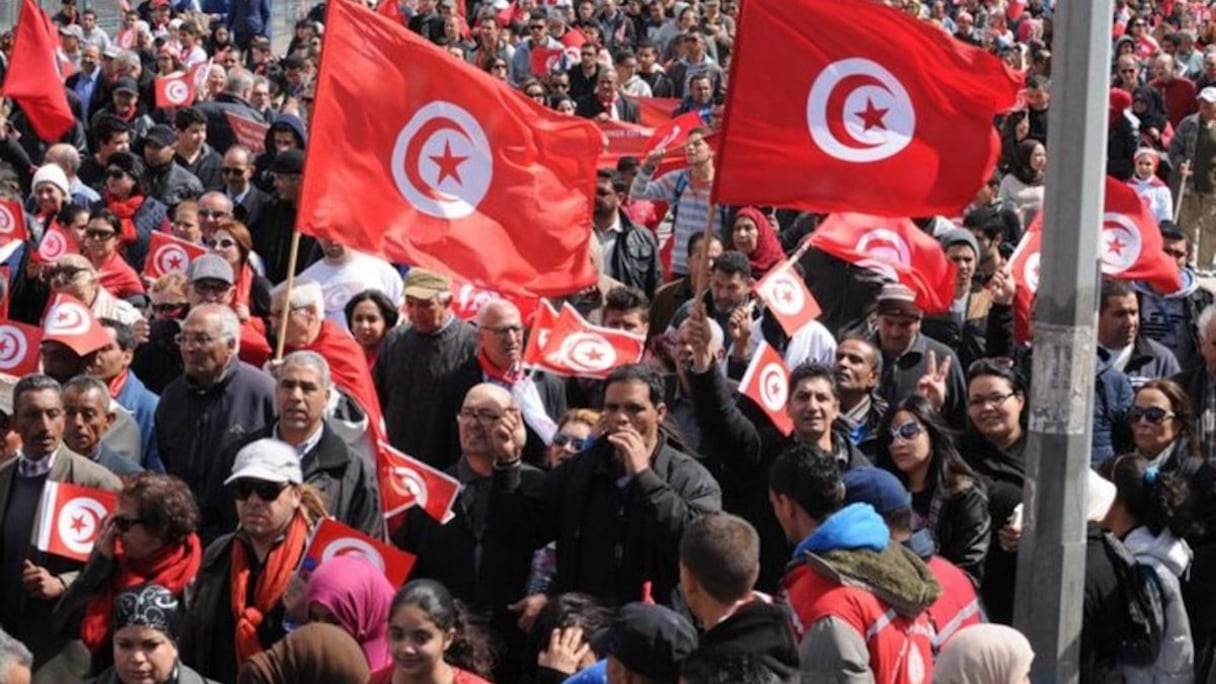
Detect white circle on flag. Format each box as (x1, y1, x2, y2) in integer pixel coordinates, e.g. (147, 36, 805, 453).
(758, 363, 788, 412)
(1024, 251, 1041, 293)
(40, 230, 68, 262)
(553, 332, 617, 373)
(0, 204, 17, 236)
(392, 101, 492, 219)
(766, 272, 804, 317)
(164, 80, 190, 106)
(1100, 213, 1143, 275)
(390, 465, 428, 508)
(0, 325, 27, 371)
(153, 243, 190, 275)
(57, 496, 108, 556)
(321, 538, 387, 572)
(806, 58, 916, 163)
(45, 301, 91, 337)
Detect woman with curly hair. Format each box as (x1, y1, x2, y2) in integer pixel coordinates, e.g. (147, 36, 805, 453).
(53, 473, 203, 676)
(370, 579, 495, 684)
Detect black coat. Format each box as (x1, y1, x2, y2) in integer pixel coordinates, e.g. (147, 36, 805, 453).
(575, 93, 640, 123)
(604, 209, 660, 297)
(232, 184, 273, 230)
(207, 422, 384, 542)
(250, 197, 320, 284)
(686, 365, 869, 593)
(1081, 523, 1128, 683)
(490, 439, 721, 607)
(698, 599, 801, 680)
(196, 94, 267, 158)
(926, 483, 991, 585)
(431, 356, 567, 470)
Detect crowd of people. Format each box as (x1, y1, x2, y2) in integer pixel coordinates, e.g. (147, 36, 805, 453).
(2, 0, 1216, 682)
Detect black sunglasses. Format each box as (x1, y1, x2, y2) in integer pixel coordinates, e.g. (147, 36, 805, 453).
(112, 514, 143, 532)
(231, 479, 288, 501)
(220, 167, 245, 175)
(152, 302, 187, 313)
(1128, 406, 1175, 425)
(553, 432, 594, 450)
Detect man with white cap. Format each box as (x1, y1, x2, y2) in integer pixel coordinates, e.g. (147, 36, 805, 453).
(1169, 86, 1216, 267)
(182, 438, 313, 684)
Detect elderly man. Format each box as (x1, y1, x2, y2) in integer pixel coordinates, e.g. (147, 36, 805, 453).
(45, 255, 141, 327)
(1169, 87, 1216, 268)
(196, 69, 266, 157)
(375, 269, 477, 461)
(221, 145, 271, 227)
(154, 304, 276, 504)
(0, 376, 120, 674)
(62, 375, 142, 476)
(432, 298, 566, 469)
(395, 383, 540, 640)
(490, 364, 721, 609)
(65, 44, 105, 123)
(212, 351, 382, 539)
(1175, 304, 1216, 460)
(298, 238, 403, 330)
(88, 319, 161, 472)
(42, 144, 100, 208)
(1151, 52, 1198, 129)
(181, 440, 311, 683)
(272, 280, 382, 453)
(196, 192, 235, 239)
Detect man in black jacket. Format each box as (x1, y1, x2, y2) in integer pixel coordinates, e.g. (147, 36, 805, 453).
(195, 69, 266, 159)
(209, 351, 383, 541)
(679, 513, 800, 680)
(140, 124, 204, 209)
(575, 68, 640, 123)
(490, 364, 721, 611)
(594, 170, 659, 297)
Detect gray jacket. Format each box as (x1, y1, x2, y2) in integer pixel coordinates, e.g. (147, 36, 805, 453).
(1121, 526, 1195, 684)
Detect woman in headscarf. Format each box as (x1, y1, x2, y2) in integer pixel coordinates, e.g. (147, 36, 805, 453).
(933, 624, 1034, 683)
(82, 584, 217, 684)
(304, 556, 396, 671)
(1132, 85, 1173, 152)
(55, 474, 203, 676)
(997, 139, 1046, 224)
(236, 623, 370, 684)
(729, 207, 784, 279)
(1127, 148, 1174, 222)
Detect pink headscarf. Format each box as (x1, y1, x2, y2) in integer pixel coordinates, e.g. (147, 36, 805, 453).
(304, 555, 396, 671)
(733, 206, 786, 278)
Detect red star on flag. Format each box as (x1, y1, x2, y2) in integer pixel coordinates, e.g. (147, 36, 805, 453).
(1107, 235, 1126, 256)
(70, 514, 87, 534)
(430, 140, 467, 185)
(855, 98, 889, 131)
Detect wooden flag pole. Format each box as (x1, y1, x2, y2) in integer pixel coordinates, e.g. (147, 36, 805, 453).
(273, 230, 303, 361)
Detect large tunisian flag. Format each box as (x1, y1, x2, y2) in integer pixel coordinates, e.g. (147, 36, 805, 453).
(3, 0, 75, 141)
(713, 0, 1021, 216)
(298, 0, 603, 298)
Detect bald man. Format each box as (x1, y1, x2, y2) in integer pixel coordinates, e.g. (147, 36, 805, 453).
(392, 383, 540, 638)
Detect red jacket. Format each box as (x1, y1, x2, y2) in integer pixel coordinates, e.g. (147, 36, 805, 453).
(925, 555, 984, 652)
(782, 560, 934, 684)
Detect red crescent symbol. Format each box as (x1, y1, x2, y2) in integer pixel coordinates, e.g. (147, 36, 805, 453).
(403, 116, 474, 202)
(825, 73, 889, 151)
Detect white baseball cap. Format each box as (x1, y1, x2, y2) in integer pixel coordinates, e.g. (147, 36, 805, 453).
(224, 439, 303, 485)
(1198, 87, 1216, 104)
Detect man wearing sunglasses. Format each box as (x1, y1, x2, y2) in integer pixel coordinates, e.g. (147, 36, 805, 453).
(182, 439, 311, 683)
(0, 375, 120, 671)
(221, 145, 271, 228)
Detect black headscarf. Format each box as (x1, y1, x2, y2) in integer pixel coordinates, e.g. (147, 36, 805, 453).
(112, 584, 181, 642)
(1132, 85, 1169, 134)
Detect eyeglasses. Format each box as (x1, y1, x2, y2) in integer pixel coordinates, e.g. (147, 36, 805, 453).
(203, 237, 237, 249)
(220, 167, 246, 176)
(112, 514, 143, 532)
(175, 332, 217, 347)
(84, 229, 116, 240)
(457, 407, 517, 426)
(197, 209, 230, 219)
(968, 391, 1016, 408)
(482, 324, 523, 337)
(152, 302, 188, 314)
(888, 421, 923, 442)
(231, 479, 288, 501)
(552, 432, 593, 450)
(1128, 406, 1175, 425)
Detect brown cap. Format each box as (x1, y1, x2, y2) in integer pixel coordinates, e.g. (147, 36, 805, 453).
(403, 268, 450, 299)
(875, 282, 922, 318)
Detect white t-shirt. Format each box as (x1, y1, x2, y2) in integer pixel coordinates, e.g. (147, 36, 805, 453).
(299, 253, 404, 331)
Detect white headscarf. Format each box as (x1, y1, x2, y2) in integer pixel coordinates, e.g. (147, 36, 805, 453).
(934, 624, 1035, 684)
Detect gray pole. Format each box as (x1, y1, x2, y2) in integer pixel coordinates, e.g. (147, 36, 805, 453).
(1011, 0, 1112, 681)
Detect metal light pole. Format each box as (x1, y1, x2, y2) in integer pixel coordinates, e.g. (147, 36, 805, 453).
(1011, 0, 1113, 681)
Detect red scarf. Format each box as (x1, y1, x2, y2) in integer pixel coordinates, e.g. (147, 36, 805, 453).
(234, 262, 254, 309)
(476, 348, 522, 386)
(107, 368, 130, 399)
(105, 191, 145, 243)
(80, 533, 203, 652)
(230, 513, 309, 664)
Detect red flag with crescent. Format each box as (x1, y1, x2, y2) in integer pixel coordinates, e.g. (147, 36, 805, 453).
(807, 213, 957, 314)
(299, 518, 416, 586)
(32, 224, 79, 265)
(739, 342, 793, 436)
(522, 299, 559, 366)
(377, 442, 462, 521)
(527, 303, 645, 379)
(297, 0, 602, 298)
(0, 200, 29, 247)
(35, 482, 118, 562)
(143, 231, 207, 279)
(154, 72, 196, 109)
(754, 260, 822, 337)
(712, 0, 1021, 215)
(643, 112, 705, 158)
(447, 274, 541, 325)
(1008, 229, 1040, 344)
(0, 320, 42, 376)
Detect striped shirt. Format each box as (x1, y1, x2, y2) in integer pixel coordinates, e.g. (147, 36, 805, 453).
(630, 168, 723, 277)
